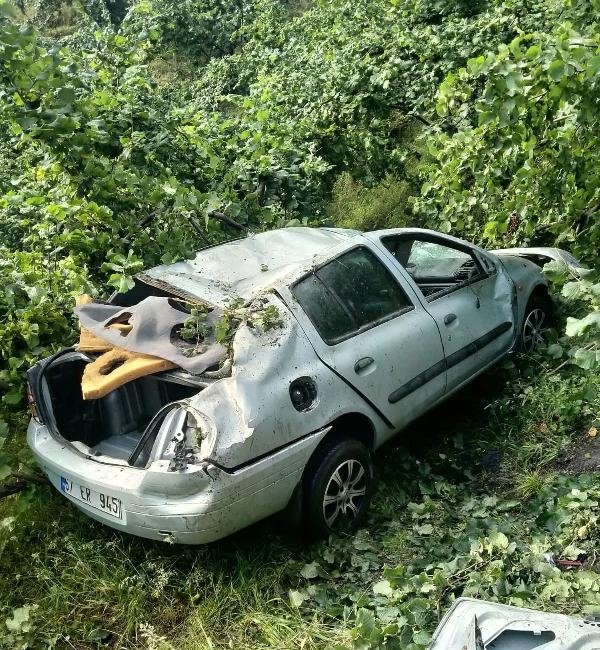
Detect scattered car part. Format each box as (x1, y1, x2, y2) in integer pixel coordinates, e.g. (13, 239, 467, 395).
(429, 597, 600, 650)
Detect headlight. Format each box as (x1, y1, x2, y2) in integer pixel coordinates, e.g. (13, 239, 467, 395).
(158, 406, 215, 471)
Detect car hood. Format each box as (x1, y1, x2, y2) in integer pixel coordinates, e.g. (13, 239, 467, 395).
(492, 246, 585, 272)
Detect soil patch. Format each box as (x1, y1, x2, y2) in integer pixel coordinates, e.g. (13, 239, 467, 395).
(562, 429, 600, 473)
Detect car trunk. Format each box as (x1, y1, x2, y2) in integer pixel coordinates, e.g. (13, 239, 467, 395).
(38, 353, 207, 463)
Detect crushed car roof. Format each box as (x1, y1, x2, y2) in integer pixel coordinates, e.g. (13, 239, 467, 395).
(140, 227, 361, 305)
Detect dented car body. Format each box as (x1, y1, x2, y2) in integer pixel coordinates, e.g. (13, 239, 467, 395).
(27, 227, 556, 543)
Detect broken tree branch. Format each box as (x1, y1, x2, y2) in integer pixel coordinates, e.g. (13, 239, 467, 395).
(207, 210, 245, 230)
(0, 472, 49, 501)
(185, 214, 212, 247)
(257, 180, 267, 207)
(0, 481, 29, 500)
(11, 471, 49, 486)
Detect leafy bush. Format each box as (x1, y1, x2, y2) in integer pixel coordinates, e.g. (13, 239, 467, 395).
(328, 173, 413, 231)
(413, 2, 600, 369)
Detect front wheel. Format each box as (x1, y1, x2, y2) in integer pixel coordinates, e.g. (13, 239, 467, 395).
(303, 437, 373, 538)
(519, 295, 552, 353)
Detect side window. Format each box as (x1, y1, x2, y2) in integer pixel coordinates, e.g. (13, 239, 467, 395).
(383, 236, 483, 300)
(407, 241, 472, 277)
(291, 274, 355, 343)
(292, 246, 413, 344)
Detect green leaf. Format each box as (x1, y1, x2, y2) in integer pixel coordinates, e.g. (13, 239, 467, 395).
(413, 629, 432, 645)
(0, 2, 19, 18)
(5, 606, 32, 633)
(546, 343, 563, 359)
(300, 562, 319, 579)
(488, 530, 509, 550)
(55, 87, 76, 105)
(587, 55, 600, 77)
(565, 313, 600, 337)
(4, 390, 22, 405)
(373, 580, 394, 596)
(117, 275, 135, 294)
(289, 590, 308, 608)
(562, 281, 583, 300)
(573, 347, 600, 370)
(416, 523, 434, 535)
(548, 59, 565, 82)
(504, 70, 522, 92)
(543, 260, 568, 284)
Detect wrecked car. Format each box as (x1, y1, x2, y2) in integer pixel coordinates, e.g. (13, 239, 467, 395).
(27, 227, 558, 543)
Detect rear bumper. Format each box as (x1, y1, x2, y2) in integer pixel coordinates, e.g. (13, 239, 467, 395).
(27, 419, 327, 544)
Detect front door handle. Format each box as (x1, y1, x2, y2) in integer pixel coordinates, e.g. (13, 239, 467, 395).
(354, 357, 374, 373)
(444, 313, 457, 326)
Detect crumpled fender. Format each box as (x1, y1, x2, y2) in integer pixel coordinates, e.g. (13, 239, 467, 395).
(188, 294, 384, 469)
(493, 254, 548, 332)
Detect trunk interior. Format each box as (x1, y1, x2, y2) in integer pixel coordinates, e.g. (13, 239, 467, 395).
(44, 358, 200, 461)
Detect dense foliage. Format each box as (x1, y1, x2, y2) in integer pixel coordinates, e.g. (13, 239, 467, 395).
(1, 0, 599, 647)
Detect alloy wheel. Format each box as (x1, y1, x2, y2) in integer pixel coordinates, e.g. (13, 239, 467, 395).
(522, 307, 547, 352)
(322, 459, 367, 529)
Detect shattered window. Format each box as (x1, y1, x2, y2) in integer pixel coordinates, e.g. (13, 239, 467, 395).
(382, 235, 483, 299)
(292, 273, 355, 343)
(407, 240, 472, 275)
(293, 246, 412, 344)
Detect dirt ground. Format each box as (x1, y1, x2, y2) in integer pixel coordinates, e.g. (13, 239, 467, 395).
(563, 428, 600, 473)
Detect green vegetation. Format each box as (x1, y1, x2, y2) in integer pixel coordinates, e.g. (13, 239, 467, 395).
(1, 0, 600, 647)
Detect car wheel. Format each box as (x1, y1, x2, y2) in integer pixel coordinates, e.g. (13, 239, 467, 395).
(303, 437, 373, 538)
(519, 295, 552, 353)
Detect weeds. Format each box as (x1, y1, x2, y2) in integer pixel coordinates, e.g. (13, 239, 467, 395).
(327, 174, 414, 232)
(1, 351, 599, 649)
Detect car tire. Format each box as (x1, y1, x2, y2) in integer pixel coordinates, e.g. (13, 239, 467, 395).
(519, 294, 552, 353)
(303, 437, 373, 538)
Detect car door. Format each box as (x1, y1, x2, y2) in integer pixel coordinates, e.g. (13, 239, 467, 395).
(282, 243, 447, 433)
(379, 233, 515, 390)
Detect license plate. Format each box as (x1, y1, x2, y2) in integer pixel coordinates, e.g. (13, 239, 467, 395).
(60, 476, 123, 521)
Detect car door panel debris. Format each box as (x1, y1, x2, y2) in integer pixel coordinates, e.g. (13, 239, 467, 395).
(428, 598, 600, 650)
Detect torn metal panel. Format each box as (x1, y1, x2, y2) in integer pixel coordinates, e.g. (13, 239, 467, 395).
(75, 296, 227, 374)
(429, 598, 600, 650)
(493, 246, 586, 273)
(492, 255, 548, 335)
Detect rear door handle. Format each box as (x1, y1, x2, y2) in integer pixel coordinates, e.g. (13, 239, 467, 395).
(354, 357, 374, 373)
(444, 313, 457, 326)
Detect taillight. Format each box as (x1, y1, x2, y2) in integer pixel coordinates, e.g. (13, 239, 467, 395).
(26, 382, 41, 423)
